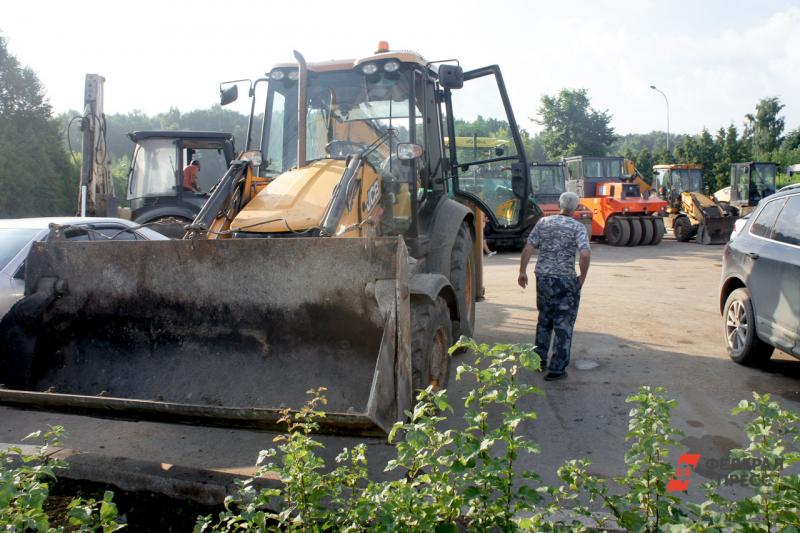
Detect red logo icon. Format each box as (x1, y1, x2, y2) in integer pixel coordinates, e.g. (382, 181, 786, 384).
(667, 453, 701, 492)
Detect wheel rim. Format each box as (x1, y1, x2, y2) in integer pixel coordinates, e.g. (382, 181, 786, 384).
(429, 327, 449, 389)
(725, 300, 748, 353)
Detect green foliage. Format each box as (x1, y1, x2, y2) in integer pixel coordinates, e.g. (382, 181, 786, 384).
(4, 346, 800, 532)
(448, 339, 544, 531)
(535, 88, 616, 159)
(686, 392, 800, 532)
(0, 425, 126, 531)
(0, 36, 77, 217)
(744, 97, 786, 158)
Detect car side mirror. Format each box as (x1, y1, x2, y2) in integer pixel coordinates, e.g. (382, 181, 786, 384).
(439, 64, 464, 89)
(220, 85, 239, 106)
(495, 146, 505, 157)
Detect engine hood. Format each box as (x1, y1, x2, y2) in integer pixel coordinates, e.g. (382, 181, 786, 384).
(231, 159, 347, 233)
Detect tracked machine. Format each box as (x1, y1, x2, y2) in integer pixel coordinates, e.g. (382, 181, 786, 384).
(564, 155, 668, 246)
(652, 163, 735, 244)
(0, 45, 534, 436)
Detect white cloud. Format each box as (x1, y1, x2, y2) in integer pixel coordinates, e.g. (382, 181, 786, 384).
(2, 0, 798, 138)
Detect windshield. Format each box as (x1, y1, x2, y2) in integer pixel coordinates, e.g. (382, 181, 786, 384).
(0, 228, 39, 270)
(261, 68, 413, 176)
(583, 158, 623, 179)
(751, 164, 777, 202)
(128, 139, 178, 199)
(672, 169, 703, 192)
(531, 166, 565, 198)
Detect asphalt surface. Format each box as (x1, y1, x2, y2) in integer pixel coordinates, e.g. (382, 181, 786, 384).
(2, 238, 798, 496)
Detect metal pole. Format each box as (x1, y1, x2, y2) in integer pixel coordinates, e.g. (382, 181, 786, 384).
(650, 85, 669, 156)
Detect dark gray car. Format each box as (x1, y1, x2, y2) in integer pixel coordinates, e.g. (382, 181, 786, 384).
(720, 184, 800, 365)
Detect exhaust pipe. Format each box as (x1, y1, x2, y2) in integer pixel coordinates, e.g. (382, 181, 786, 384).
(294, 50, 308, 167)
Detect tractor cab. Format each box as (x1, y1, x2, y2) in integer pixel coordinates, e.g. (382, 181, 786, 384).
(653, 163, 704, 211)
(564, 156, 625, 197)
(126, 131, 235, 236)
(729, 162, 777, 213)
(530, 162, 567, 204)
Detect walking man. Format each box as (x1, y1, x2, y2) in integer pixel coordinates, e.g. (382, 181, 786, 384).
(518, 192, 591, 381)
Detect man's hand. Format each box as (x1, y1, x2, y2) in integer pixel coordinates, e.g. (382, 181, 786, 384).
(518, 271, 528, 289)
(578, 274, 586, 289)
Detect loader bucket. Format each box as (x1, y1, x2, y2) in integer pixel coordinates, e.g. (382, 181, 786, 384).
(0, 237, 412, 436)
(697, 216, 735, 245)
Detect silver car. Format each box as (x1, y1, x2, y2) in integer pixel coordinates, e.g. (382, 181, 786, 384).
(0, 217, 168, 317)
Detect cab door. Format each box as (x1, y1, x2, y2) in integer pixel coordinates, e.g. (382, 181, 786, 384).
(443, 66, 529, 231)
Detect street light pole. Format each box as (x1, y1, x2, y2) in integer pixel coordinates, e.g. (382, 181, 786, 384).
(650, 85, 670, 156)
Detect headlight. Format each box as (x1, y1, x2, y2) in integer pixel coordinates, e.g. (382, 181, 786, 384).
(269, 70, 285, 80)
(361, 63, 378, 75)
(383, 61, 399, 72)
(287, 70, 299, 81)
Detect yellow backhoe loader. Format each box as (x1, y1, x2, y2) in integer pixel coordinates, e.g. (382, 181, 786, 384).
(652, 163, 735, 244)
(0, 45, 534, 436)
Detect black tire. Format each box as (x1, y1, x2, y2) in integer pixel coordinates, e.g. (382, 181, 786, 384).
(450, 223, 476, 338)
(723, 288, 774, 366)
(146, 216, 193, 239)
(411, 296, 453, 394)
(626, 217, 642, 246)
(673, 216, 692, 242)
(650, 217, 666, 245)
(639, 217, 654, 245)
(605, 216, 630, 246)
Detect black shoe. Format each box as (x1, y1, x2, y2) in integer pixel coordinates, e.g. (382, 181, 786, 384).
(544, 371, 567, 381)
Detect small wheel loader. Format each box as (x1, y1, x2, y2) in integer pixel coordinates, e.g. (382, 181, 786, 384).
(0, 45, 535, 436)
(653, 163, 736, 245)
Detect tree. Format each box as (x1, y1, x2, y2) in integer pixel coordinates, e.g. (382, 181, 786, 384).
(743, 97, 785, 158)
(534, 88, 615, 159)
(712, 124, 748, 191)
(0, 35, 76, 217)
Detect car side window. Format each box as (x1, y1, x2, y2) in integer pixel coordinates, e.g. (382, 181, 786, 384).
(750, 197, 786, 239)
(772, 195, 800, 246)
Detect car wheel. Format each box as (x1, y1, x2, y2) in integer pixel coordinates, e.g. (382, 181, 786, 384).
(723, 288, 774, 366)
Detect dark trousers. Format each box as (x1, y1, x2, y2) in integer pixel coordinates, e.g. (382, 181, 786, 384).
(535, 275, 581, 374)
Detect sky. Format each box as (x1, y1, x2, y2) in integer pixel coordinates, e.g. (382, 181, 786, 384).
(2, 0, 799, 136)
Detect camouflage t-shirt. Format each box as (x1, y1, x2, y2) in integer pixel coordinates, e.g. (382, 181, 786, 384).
(527, 215, 590, 278)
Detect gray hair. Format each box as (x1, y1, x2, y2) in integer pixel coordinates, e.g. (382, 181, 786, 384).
(559, 191, 580, 212)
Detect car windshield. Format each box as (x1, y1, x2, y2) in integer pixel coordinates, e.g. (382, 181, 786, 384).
(0, 228, 39, 270)
(262, 68, 413, 175)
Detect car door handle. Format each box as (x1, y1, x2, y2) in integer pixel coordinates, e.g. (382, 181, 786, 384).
(746, 252, 760, 260)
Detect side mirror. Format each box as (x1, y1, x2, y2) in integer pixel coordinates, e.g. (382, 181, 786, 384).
(220, 85, 239, 106)
(495, 146, 505, 157)
(439, 64, 464, 89)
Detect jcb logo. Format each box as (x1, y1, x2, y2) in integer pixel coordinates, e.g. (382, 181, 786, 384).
(667, 453, 702, 492)
(365, 180, 381, 212)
